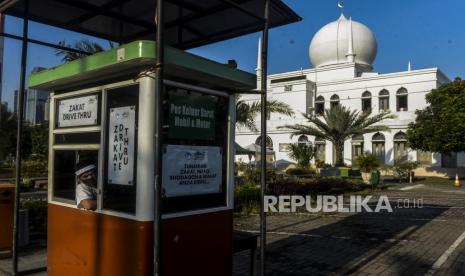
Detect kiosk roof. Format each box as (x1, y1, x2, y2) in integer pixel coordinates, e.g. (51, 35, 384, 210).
(28, 40, 257, 91)
(0, 0, 301, 49)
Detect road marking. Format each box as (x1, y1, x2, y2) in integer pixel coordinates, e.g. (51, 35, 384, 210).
(424, 230, 465, 276)
(399, 184, 424, 191)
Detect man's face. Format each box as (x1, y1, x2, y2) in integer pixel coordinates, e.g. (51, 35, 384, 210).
(78, 170, 96, 186)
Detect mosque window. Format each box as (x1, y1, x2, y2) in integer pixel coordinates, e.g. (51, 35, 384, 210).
(284, 85, 293, 92)
(314, 137, 326, 162)
(330, 94, 340, 108)
(255, 135, 273, 150)
(372, 132, 385, 165)
(298, 135, 309, 143)
(393, 131, 409, 164)
(379, 89, 390, 111)
(315, 96, 325, 116)
(361, 91, 372, 112)
(396, 88, 408, 111)
(351, 134, 364, 164)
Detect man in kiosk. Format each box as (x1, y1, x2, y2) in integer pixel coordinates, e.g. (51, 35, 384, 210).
(75, 160, 97, 211)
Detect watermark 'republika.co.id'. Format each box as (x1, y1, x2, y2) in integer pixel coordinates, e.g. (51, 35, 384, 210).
(265, 195, 424, 213)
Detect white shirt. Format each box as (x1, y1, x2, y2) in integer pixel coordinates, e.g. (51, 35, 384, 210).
(76, 182, 97, 208)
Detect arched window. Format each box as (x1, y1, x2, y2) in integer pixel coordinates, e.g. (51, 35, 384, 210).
(394, 131, 408, 163)
(393, 131, 407, 141)
(330, 94, 340, 108)
(372, 132, 385, 164)
(351, 134, 364, 164)
(298, 135, 309, 143)
(396, 87, 408, 111)
(315, 95, 325, 116)
(379, 89, 389, 111)
(361, 91, 372, 112)
(255, 135, 273, 149)
(314, 137, 326, 162)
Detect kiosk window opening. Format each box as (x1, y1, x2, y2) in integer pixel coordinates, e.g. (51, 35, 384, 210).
(53, 150, 99, 208)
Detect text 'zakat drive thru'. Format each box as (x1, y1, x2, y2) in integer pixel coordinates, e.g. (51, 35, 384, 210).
(28, 40, 256, 276)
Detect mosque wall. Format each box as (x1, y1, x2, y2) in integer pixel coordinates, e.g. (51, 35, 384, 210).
(235, 67, 463, 169)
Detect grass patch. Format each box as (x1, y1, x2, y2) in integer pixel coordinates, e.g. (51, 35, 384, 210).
(415, 176, 456, 186)
(234, 184, 260, 216)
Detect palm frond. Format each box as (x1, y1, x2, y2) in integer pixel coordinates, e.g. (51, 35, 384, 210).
(55, 39, 116, 62)
(235, 96, 294, 131)
(279, 105, 395, 166)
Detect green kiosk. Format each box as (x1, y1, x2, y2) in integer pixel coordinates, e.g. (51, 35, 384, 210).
(29, 41, 256, 276)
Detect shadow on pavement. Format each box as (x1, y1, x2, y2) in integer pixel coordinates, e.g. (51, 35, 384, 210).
(261, 202, 449, 275)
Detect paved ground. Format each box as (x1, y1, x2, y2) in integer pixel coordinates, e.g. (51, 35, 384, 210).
(233, 182, 465, 276)
(1, 182, 464, 276)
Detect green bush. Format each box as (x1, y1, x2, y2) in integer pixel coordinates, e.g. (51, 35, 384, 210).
(234, 183, 260, 215)
(12, 159, 48, 190)
(271, 177, 364, 196)
(20, 199, 47, 235)
(21, 159, 48, 178)
(286, 167, 316, 176)
(392, 161, 419, 181)
(242, 168, 276, 185)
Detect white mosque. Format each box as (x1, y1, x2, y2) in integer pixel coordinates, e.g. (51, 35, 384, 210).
(235, 12, 465, 170)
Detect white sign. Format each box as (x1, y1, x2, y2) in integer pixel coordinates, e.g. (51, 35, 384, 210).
(57, 95, 98, 127)
(108, 106, 136, 185)
(162, 145, 222, 197)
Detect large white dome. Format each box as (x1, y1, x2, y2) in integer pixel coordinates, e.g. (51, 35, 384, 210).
(309, 14, 377, 68)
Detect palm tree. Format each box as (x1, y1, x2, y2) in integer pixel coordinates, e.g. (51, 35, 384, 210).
(280, 105, 395, 167)
(236, 95, 294, 131)
(287, 142, 315, 169)
(55, 39, 116, 62)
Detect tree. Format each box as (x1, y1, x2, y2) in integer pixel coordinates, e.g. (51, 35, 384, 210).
(280, 105, 395, 166)
(287, 142, 315, 169)
(236, 95, 294, 131)
(407, 78, 465, 153)
(55, 39, 115, 62)
(0, 104, 17, 160)
(31, 123, 49, 157)
(0, 104, 32, 160)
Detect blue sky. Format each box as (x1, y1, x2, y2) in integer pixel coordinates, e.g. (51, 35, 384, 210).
(2, 0, 465, 110)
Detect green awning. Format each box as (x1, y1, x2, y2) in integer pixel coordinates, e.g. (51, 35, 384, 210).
(29, 40, 256, 92)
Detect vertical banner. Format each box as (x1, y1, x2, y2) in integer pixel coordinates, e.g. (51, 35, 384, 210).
(162, 145, 222, 197)
(108, 106, 136, 185)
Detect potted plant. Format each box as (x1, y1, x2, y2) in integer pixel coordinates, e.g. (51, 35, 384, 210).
(355, 153, 380, 184)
